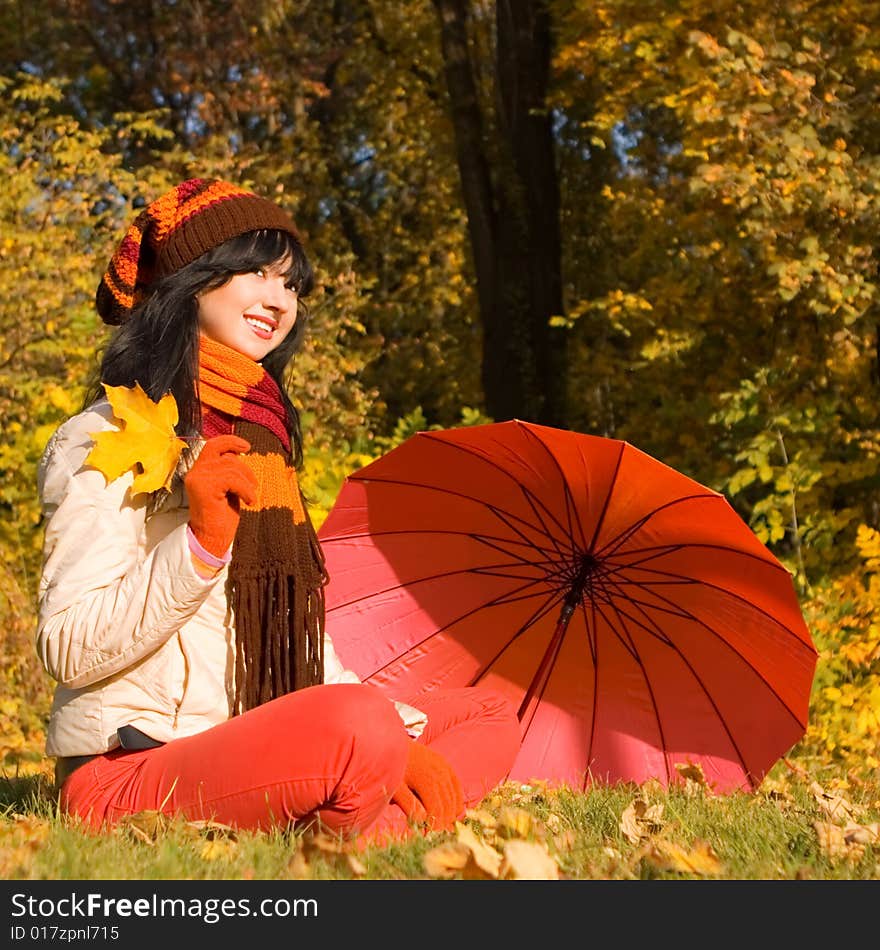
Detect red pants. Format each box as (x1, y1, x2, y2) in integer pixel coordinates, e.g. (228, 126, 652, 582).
(60, 684, 521, 840)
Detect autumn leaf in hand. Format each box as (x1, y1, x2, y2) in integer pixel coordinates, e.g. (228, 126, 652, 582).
(86, 382, 187, 495)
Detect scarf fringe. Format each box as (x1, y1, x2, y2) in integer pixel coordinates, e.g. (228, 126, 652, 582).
(230, 565, 325, 713)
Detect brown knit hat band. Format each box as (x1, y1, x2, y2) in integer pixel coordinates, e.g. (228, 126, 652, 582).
(96, 178, 302, 325)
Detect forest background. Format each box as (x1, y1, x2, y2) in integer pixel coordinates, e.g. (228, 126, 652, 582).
(1, 0, 878, 831)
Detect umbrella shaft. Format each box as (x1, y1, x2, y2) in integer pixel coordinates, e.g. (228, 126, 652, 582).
(517, 603, 575, 723)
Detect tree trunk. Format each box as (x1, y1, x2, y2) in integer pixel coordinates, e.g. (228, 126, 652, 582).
(432, 0, 566, 425)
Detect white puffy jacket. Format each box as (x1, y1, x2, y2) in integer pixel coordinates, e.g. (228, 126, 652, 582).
(36, 399, 425, 757)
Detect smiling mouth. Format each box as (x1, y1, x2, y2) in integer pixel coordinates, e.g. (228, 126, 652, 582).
(244, 315, 276, 336)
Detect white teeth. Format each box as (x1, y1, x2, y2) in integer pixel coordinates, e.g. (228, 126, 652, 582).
(245, 316, 274, 333)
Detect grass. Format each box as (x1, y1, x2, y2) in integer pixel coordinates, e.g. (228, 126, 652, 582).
(2, 756, 877, 881)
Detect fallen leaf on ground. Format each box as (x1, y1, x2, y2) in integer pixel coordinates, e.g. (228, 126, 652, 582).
(423, 823, 506, 879)
(423, 841, 473, 879)
(497, 806, 535, 839)
(619, 797, 665, 844)
(843, 821, 879, 844)
(810, 782, 863, 822)
(455, 822, 503, 878)
(814, 821, 865, 862)
(675, 762, 711, 795)
(465, 807, 497, 829)
(0, 844, 40, 877)
(184, 819, 238, 840)
(288, 829, 366, 879)
(641, 778, 665, 796)
(118, 810, 169, 845)
(6, 816, 51, 843)
(0, 817, 52, 877)
(288, 849, 312, 879)
(301, 829, 350, 854)
(500, 839, 560, 880)
(759, 776, 795, 803)
(552, 828, 577, 853)
(645, 839, 723, 876)
(782, 757, 810, 780)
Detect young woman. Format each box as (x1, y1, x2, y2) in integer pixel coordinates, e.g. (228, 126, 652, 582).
(36, 178, 521, 841)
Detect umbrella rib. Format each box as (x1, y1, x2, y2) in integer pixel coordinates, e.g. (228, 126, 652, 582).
(601, 540, 797, 582)
(358, 579, 563, 681)
(594, 492, 722, 560)
(464, 497, 577, 562)
(321, 526, 565, 565)
(324, 562, 554, 613)
(596, 572, 812, 731)
(576, 595, 602, 792)
(591, 593, 675, 787)
(599, 557, 812, 652)
(594, 589, 762, 787)
(470, 590, 567, 692)
(468, 532, 575, 568)
(497, 493, 580, 564)
(601, 541, 687, 568)
(390, 430, 591, 551)
(517, 423, 592, 552)
(344, 475, 574, 552)
(584, 440, 626, 552)
(584, 596, 603, 789)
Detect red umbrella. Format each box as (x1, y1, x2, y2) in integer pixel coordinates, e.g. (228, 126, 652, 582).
(317, 421, 817, 793)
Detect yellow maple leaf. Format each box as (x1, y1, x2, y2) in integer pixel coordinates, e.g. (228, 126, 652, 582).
(86, 383, 186, 495)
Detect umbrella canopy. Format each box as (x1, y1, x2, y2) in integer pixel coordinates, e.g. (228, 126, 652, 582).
(317, 421, 818, 793)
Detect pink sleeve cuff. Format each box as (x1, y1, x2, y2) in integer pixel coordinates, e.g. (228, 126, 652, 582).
(186, 525, 232, 568)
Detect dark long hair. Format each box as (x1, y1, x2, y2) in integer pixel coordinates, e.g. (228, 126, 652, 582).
(84, 229, 315, 467)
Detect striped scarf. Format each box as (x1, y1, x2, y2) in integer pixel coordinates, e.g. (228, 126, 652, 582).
(197, 335, 326, 713)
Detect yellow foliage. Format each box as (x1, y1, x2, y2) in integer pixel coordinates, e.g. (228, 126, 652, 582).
(799, 525, 880, 775)
(3, 1, 880, 794)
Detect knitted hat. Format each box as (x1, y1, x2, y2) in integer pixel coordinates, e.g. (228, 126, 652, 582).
(96, 178, 302, 325)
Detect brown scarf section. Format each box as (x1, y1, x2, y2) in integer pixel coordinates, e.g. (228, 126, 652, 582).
(198, 336, 327, 713)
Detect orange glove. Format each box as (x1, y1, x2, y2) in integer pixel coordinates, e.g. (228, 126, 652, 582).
(390, 741, 464, 831)
(185, 434, 257, 557)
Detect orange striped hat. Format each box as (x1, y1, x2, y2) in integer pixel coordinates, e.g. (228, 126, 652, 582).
(96, 178, 301, 325)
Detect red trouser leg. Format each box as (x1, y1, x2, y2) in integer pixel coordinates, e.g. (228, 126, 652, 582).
(60, 683, 410, 837)
(363, 685, 522, 842)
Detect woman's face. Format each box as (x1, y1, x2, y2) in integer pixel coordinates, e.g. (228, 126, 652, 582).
(196, 256, 298, 361)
